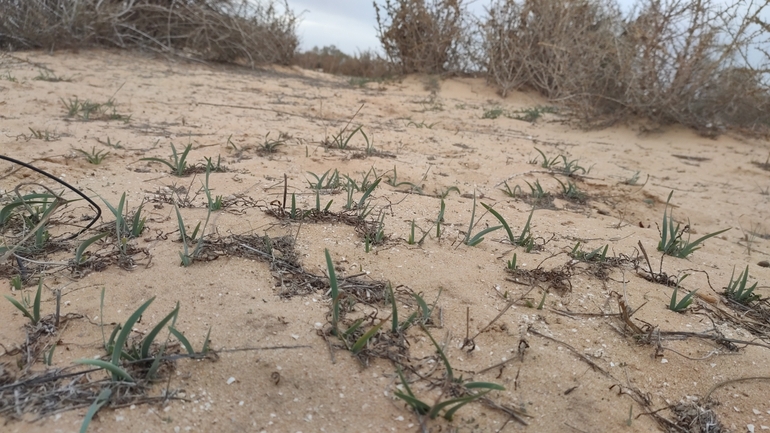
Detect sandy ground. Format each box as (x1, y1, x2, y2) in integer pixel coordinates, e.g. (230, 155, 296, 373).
(1, 49, 769, 433)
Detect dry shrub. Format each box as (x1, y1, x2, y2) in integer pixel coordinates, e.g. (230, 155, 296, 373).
(0, 0, 299, 66)
(374, 0, 468, 74)
(483, 0, 624, 105)
(293, 45, 393, 78)
(483, 0, 770, 134)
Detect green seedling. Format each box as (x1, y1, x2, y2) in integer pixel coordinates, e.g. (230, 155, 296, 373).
(80, 388, 112, 433)
(559, 155, 590, 176)
(669, 283, 697, 313)
(202, 168, 223, 211)
(74, 147, 110, 165)
(34, 70, 71, 82)
(556, 178, 587, 201)
(174, 198, 210, 266)
(325, 249, 341, 335)
(385, 166, 421, 192)
(570, 242, 608, 262)
(464, 193, 501, 246)
(75, 232, 110, 264)
(307, 169, 341, 190)
(536, 290, 547, 309)
(140, 143, 193, 176)
(510, 106, 556, 122)
(258, 132, 287, 153)
(525, 179, 550, 201)
(44, 344, 55, 366)
(500, 181, 522, 198)
(507, 253, 517, 270)
(534, 148, 561, 169)
(482, 108, 504, 119)
(61, 97, 130, 121)
(657, 191, 729, 258)
(331, 125, 361, 149)
(393, 326, 505, 420)
(624, 171, 641, 185)
(100, 193, 145, 240)
(437, 186, 460, 199)
(436, 199, 446, 239)
(10, 275, 22, 291)
(169, 325, 211, 357)
(4, 278, 43, 325)
(724, 265, 760, 304)
(27, 127, 53, 141)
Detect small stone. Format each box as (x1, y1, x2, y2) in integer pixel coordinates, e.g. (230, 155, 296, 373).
(758, 261, 770, 268)
(226, 377, 236, 385)
(754, 409, 762, 415)
(661, 358, 668, 364)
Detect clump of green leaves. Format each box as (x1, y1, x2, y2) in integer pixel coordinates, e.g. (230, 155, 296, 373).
(74, 147, 110, 165)
(464, 193, 501, 246)
(570, 242, 608, 262)
(657, 191, 729, 258)
(61, 97, 130, 122)
(724, 265, 760, 304)
(669, 279, 696, 313)
(4, 278, 43, 325)
(140, 143, 192, 176)
(393, 326, 504, 421)
(258, 132, 287, 154)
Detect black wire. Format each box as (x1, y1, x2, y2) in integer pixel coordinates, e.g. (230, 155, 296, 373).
(0, 155, 102, 240)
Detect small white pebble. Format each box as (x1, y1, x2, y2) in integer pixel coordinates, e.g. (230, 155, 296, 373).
(396, 416, 404, 421)
(754, 409, 762, 415)
(291, 334, 299, 340)
(239, 401, 244, 406)
(748, 425, 755, 433)
(226, 377, 236, 385)
(661, 359, 668, 364)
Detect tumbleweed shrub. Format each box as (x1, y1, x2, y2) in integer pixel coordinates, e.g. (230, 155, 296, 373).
(374, 0, 470, 74)
(0, 0, 299, 66)
(293, 45, 394, 79)
(481, 0, 770, 134)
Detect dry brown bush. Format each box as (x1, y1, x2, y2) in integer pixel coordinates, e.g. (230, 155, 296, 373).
(482, 0, 770, 134)
(374, 0, 468, 74)
(0, 0, 299, 66)
(293, 45, 393, 78)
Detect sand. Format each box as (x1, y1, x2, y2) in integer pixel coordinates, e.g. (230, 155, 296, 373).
(1, 49, 769, 433)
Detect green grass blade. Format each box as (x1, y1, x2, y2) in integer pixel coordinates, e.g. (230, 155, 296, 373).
(464, 382, 506, 390)
(325, 249, 340, 332)
(201, 326, 212, 354)
(111, 297, 155, 368)
(482, 203, 514, 244)
(466, 225, 503, 246)
(413, 292, 431, 322)
(677, 228, 730, 257)
(140, 302, 180, 359)
(351, 320, 385, 354)
(169, 326, 194, 355)
(79, 388, 112, 433)
(75, 232, 109, 264)
(32, 279, 42, 323)
(421, 325, 453, 382)
(139, 157, 176, 173)
(394, 391, 431, 415)
(4, 295, 35, 323)
(75, 359, 134, 382)
(388, 283, 398, 333)
(439, 390, 494, 421)
(358, 177, 381, 208)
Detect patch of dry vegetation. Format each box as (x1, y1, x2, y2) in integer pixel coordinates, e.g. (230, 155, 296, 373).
(481, 0, 770, 134)
(0, 0, 299, 66)
(293, 45, 393, 79)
